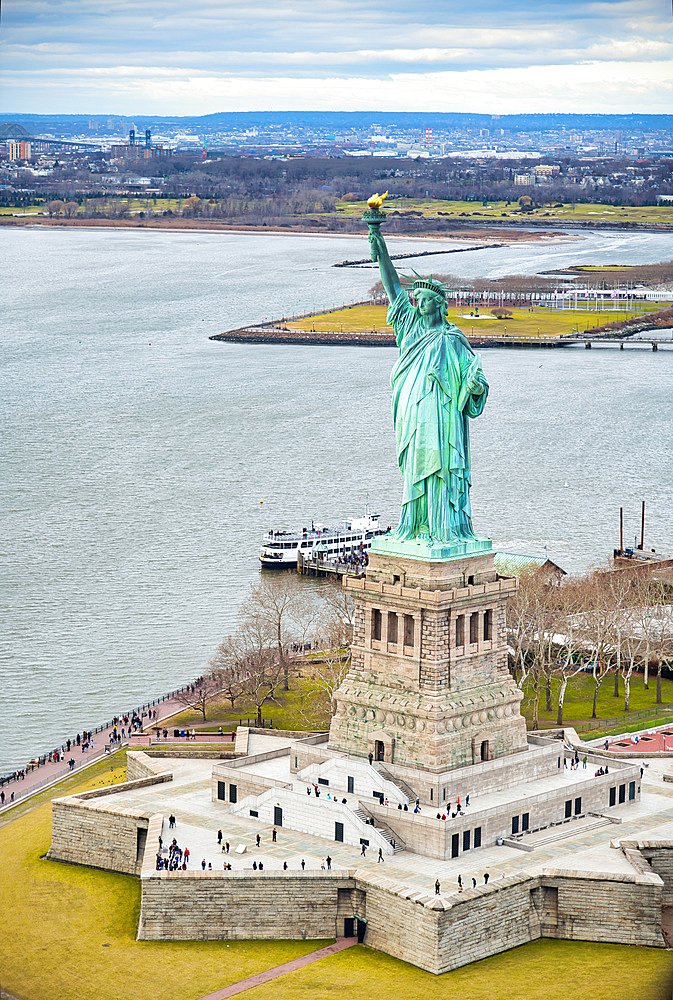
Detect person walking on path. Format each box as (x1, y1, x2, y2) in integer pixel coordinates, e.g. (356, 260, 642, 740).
(217, 829, 223, 845)
(301, 859, 306, 870)
(435, 879, 440, 895)
(326, 855, 332, 870)
(484, 873, 489, 884)
(361, 844, 367, 857)
(256, 833, 261, 848)
(272, 828, 277, 843)
(457, 875, 463, 892)
(377, 848, 384, 863)
(169, 814, 176, 828)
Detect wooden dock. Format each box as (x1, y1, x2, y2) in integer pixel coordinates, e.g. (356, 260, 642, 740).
(297, 553, 366, 579)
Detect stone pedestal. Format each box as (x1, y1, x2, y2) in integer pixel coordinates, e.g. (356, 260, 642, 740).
(328, 549, 527, 772)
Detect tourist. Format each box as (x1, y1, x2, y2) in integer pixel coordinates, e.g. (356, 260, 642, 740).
(457, 875, 463, 892)
(169, 814, 176, 829)
(604, 739, 609, 751)
(225, 841, 230, 854)
(283, 861, 288, 871)
(435, 879, 440, 894)
(472, 877, 477, 888)
(368, 752, 373, 766)
(321, 857, 326, 870)
(377, 848, 384, 864)
(208, 862, 212, 870)
(301, 859, 305, 870)
(0, 791, 4, 806)
(272, 827, 277, 842)
(184, 848, 190, 863)
(466, 795, 470, 807)
(217, 829, 223, 845)
(361, 844, 367, 857)
(326, 855, 332, 870)
(306, 786, 311, 795)
(583, 756, 588, 768)
(256, 833, 261, 847)
(252, 861, 257, 870)
(484, 873, 489, 884)
(258, 862, 263, 871)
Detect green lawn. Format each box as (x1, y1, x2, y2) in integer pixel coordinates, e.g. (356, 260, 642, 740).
(167, 673, 325, 731)
(287, 301, 666, 339)
(166, 670, 673, 741)
(335, 197, 673, 227)
(521, 671, 673, 732)
(2, 757, 672, 1000)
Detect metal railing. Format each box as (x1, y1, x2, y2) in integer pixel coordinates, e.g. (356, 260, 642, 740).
(0, 682, 194, 787)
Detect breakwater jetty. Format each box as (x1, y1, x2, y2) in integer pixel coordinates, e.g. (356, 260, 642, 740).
(333, 242, 507, 267)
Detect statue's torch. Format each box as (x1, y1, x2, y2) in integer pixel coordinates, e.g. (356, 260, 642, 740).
(362, 191, 389, 261)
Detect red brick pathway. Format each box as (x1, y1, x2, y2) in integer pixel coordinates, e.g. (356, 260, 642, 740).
(197, 937, 359, 1000)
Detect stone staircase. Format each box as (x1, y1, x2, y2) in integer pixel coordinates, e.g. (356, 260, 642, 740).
(355, 804, 405, 854)
(504, 814, 612, 852)
(373, 762, 416, 805)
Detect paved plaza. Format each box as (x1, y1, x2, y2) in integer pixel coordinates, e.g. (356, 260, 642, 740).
(89, 734, 673, 897)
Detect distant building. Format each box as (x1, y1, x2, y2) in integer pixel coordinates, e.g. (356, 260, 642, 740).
(109, 128, 172, 161)
(514, 173, 535, 186)
(7, 140, 32, 161)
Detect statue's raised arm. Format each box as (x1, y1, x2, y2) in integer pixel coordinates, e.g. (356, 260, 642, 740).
(369, 227, 401, 304)
(363, 191, 401, 304)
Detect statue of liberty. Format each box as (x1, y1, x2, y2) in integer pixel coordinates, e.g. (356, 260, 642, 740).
(367, 208, 490, 557)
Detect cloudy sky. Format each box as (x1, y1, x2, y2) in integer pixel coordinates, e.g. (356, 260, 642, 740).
(2, 0, 672, 114)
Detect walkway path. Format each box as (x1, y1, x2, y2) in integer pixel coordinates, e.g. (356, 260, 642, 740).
(197, 937, 358, 1000)
(0, 689, 194, 818)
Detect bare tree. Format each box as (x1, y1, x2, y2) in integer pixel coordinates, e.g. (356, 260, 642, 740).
(554, 578, 587, 726)
(300, 583, 355, 727)
(173, 673, 223, 723)
(241, 574, 317, 691)
(209, 640, 245, 709)
(234, 621, 285, 726)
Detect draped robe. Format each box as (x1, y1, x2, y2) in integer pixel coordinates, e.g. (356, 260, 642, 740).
(387, 290, 488, 543)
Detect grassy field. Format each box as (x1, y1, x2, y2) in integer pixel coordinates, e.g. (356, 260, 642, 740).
(0, 196, 187, 217)
(166, 671, 673, 739)
(287, 301, 666, 339)
(336, 197, 673, 227)
(168, 673, 324, 730)
(521, 672, 673, 733)
(2, 754, 673, 1000)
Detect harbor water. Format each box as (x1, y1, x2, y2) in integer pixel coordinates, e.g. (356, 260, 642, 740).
(1, 225, 672, 773)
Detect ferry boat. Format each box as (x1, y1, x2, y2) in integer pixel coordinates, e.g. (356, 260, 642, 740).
(259, 509, 387, 569)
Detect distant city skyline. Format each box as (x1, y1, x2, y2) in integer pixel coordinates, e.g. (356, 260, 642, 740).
(2, 0, 672, 115)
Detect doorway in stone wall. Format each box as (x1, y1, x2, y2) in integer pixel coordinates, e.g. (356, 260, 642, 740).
(480, 740, 490, 762)
(375, 740, 385, 761)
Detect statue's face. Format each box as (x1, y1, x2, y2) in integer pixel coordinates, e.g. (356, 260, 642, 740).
(416, 289, 444, 323)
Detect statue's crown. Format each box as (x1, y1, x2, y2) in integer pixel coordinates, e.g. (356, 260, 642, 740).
(405, 271, 447, 300)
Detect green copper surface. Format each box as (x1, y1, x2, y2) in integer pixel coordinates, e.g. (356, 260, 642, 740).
(365, 205, 491, 560)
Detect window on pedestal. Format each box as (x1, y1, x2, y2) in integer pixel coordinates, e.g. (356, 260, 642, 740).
(483, 609, 493, 641)
(372, 609, 382, 642)
(388, 612, 398, 644)
(469, 612, 479, 644)
(404, 614, 414, 647)
(455, 615, 465, 647)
